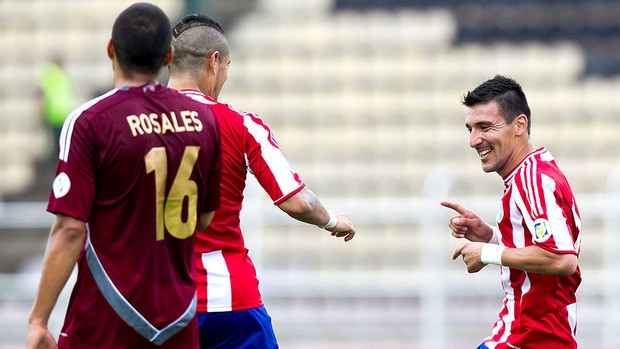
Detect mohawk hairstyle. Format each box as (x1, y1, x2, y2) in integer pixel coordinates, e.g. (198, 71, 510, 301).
(173, 13, 224, 40)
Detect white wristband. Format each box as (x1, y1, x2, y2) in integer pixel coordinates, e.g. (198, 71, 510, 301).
(318, 211, 337, 229)
(480, 244, 506, 266)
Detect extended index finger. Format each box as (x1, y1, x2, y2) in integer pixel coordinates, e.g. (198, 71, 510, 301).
(440, 201, 468, 215)
(452, 244, 465, 260)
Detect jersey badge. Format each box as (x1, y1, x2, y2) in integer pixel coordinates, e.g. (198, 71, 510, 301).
(53, 172, 71, 198)
(533, 218, 552, 243)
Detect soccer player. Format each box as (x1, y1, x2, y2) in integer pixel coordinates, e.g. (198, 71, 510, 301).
(442, 75, 581, 349)
(167, 14, 356, 348)
(26, 3, 222, 348)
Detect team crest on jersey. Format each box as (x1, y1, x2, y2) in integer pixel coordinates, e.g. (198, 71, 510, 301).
(533, 218, 552, 242)
(53, 172, 71, 198)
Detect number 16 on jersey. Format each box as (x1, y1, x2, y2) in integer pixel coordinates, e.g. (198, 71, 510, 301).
(145, 146, 201, 241)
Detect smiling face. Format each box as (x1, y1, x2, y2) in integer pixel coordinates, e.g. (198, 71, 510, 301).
(465, 100, 530, 178)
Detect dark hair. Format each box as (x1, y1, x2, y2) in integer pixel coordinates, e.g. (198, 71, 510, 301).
(462, 75, 532, 134)
(111, 3, 172, 76)
(173, 13, 224, 39)
(169, 14, 229, 74)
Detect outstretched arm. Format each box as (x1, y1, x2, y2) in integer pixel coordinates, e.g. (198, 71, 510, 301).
(27, 214, 86, 349)
(277, 187, 355, 242)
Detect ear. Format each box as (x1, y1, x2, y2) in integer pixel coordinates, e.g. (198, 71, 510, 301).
(162, 46, 174, 67)
(514, 114, 529, 136)
(107, 39, 114, 59)
(207, 51, 220, 74)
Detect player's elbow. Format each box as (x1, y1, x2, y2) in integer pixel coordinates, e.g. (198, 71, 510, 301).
(554, 254, 578, 276)
(278, 189, 318, 218)
(279, 198, 315, 217)
(52, 215, 87, 245)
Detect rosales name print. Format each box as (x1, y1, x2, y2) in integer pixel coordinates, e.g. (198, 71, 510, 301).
(126, 110, 204, 137)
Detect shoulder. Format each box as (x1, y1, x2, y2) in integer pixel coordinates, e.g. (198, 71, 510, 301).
(64, 89, 119, 128)
(176, 90, 223, 118)
(207, 98, 269, 130)
(513, 150, 568, 196)
(512, 149, 551, 178)
(532, 149, 567, 185)
(224, 103, 271, 129)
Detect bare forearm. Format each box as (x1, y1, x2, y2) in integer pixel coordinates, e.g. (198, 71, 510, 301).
(29, 218, 86, 326)
(278, 187, 356, 241)
(277, 187, 330, 226)
(501, 245, 578, 276)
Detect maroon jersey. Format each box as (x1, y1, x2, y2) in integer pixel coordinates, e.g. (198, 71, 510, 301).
(47, 83, 221, 348)
(179, 89, 304, 312)
(485, 148, 581, 349)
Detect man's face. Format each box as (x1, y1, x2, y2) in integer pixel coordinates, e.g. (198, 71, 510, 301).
(465, 100, 519, 177)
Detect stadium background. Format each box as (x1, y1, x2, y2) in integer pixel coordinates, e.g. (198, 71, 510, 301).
(1, 0, 619, 348)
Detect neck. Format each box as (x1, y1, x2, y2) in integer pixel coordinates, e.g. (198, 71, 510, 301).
(112, 62, 159, 88)
(114, 74, 158, 88)
(168, 75, 200, 92)
(168, 71, 216, 99)
(500, 140, 536, 178)
(520, 140, 536, 159)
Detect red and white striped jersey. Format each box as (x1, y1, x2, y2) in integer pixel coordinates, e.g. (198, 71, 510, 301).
(485, 147, 582, 349)
(179, 89, 305, 312)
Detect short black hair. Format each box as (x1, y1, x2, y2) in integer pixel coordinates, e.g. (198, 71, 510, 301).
(111, 3, 172, 76)
(463, 75, 532, 134)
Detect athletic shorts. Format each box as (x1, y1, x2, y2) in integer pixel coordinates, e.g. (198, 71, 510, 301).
(197, 306, 278, 349)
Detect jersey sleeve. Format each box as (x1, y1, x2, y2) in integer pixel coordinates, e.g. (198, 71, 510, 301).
(514, 169, 578, 254)
(201, 113, 222, 213)
(47, 110, 97, 222)
(240, 111, 304, 204)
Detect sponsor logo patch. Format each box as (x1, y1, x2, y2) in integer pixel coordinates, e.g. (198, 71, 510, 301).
(533, 218, 552, 242)
(53, 172, 71, 198)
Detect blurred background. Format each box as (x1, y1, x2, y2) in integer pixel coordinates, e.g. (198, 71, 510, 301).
(1, 0, 620, 348)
